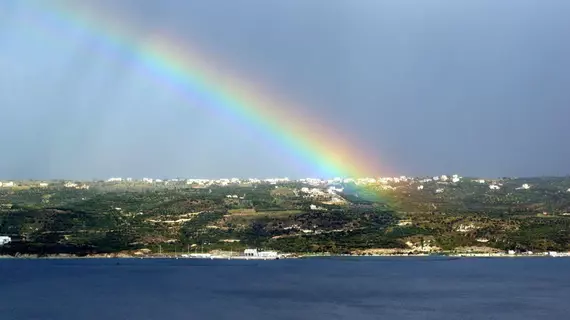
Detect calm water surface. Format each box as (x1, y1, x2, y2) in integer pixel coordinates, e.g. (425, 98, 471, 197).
(1, 257, 569, 319)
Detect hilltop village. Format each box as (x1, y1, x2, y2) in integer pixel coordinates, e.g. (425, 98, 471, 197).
(1, 175, 570, 257)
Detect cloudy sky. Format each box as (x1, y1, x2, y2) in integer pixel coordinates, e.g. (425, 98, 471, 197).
(1, 0, 569, 179)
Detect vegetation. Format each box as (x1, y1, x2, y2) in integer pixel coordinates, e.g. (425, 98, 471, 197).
(1, 176, 570, 256)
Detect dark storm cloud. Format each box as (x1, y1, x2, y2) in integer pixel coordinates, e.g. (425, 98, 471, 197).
(0, 0, 569, 179)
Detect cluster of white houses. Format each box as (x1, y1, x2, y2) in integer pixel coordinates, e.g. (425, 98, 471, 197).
(181, 248, 281, 260)
(1, 174, 570, 193)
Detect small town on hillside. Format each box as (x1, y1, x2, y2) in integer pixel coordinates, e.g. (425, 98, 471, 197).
(2, 174, 569, 192)
(1, 174, 570, 259)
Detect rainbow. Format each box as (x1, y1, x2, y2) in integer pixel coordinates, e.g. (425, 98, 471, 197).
(28, 1, 383, 178)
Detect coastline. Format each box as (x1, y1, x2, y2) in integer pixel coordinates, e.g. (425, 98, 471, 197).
(297, 253, 569, 259)
(1, 251, 568, 259)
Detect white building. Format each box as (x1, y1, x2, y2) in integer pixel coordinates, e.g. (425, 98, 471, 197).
(243, 249, 258, 256)
(489, 185, 501, 190)
(187, 179, 210, 185)
(264, 177, 289, 184)
(0, 236, 11, 245)
(327, 186, 344, 194)
(517, 184, 531, 190)
(242, 249, 277, 258)
(548, 251, 558, 257)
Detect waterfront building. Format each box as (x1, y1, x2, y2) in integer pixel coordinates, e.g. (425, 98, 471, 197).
(0, 236, 11, 246)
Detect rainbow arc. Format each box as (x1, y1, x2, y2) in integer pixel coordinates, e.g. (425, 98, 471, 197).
(30, 1, 384, 178)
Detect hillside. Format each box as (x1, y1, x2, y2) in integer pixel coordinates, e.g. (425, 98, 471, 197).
(1, 176, 570, 256)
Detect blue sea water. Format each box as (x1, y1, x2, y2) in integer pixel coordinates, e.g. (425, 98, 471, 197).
(1, 257, 569, 319)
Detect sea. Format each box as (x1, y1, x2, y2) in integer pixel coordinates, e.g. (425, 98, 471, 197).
(1, 257, 569, 319)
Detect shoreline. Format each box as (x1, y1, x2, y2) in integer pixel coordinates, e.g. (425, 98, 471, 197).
(298, 253, 569, 258)
(1, 252, 568, 259)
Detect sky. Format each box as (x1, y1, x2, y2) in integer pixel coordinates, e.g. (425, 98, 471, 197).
(0, 0, 569, 180)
